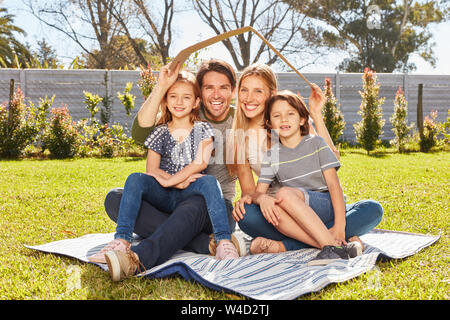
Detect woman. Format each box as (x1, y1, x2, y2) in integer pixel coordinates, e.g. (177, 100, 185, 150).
(227, 63, 383, 254)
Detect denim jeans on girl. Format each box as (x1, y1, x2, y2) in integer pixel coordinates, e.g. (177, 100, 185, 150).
(238, 196, 383, 251)
(115, 173, 231, 244)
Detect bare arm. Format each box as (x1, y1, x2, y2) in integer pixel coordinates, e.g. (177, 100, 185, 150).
(149, 138, 213, 188)
(307, 83, 340, 159)
(137, 62, 181, 128)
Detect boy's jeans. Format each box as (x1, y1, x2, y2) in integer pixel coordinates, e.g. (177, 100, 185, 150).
(115, 173, 231, 244)
(238, 199, 383, 251)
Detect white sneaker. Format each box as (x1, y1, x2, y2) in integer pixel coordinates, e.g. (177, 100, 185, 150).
(215, 240, 239, 260)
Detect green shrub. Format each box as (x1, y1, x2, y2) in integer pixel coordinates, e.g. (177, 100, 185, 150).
(322, 77, 345, 144)
(0, 87, 38, 158)
(353, 68, 385, 154)
(390, 87, 413, 153)
(42, 106, 80, 159)
(419, 110, 439, 152)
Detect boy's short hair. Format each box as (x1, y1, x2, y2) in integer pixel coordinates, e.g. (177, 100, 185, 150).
(265, 90, 310, 136)
(196, 59, 237, 90)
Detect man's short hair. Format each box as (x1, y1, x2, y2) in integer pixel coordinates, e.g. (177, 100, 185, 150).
(196, 59, 237, 90)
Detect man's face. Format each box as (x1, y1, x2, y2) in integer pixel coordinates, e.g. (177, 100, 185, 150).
(201, 71, 235, 122)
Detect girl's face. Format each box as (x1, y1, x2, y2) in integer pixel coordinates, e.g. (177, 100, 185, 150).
(166, 81, 200, 120)
(269, 100, 306, 139)
(238, 75, 273, 120)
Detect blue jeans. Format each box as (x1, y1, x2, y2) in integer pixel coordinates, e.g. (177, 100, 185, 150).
(115, 173, 231, 243)
(238, 199, 383, 251)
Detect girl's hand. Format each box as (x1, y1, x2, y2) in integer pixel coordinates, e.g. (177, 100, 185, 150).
(308, 83, 326, 117)
(148, 172, 171, 188)
(258, 194, 281, 226)
(329, 225, 347, 246)
(232, 194, 252, 222)
(174, 173, 204, 189)
(157, 62, 181, 90)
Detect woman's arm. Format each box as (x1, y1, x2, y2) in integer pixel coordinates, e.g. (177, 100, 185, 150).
(308, 83, 340, 159)
(322, 167, 346, 243)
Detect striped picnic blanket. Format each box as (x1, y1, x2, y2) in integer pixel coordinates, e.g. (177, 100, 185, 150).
(24, 229, 439, 300)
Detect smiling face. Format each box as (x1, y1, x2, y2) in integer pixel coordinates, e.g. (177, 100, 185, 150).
(269, 99, 306, 139)
(238, 75, 273, 121)
(165, 81, 200, 120)
(200, 71, 234, 121)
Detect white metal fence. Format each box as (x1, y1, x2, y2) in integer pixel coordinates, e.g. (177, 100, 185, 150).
(1, 69, 449, 141)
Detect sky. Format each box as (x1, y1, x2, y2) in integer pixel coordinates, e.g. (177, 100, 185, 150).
(3, 0, 450, 74)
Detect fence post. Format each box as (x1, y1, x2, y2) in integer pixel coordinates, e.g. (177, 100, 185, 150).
(7, 79, 15, 137)
(417, 83, 423, 137)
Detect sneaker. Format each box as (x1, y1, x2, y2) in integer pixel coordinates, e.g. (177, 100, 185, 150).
(209, 232, 250, 257)
(215, 240, 239, 260)
(345, 241, 363, 258)
(250, 237, 286, 254)
(307, 245, 350, 267)
(104, 248, 145, 282)
(88, 239, 130, 264)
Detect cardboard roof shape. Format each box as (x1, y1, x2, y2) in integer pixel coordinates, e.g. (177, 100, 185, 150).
(168, 26, 312, 87)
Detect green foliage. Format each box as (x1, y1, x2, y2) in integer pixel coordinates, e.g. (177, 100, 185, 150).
(42, 106, 80, 159)
(83, 91, 103, 122)
(117, 82, 136, 117)
(322, 77, 345, 144)
(443, 109, 450, 144)
(137, 64, 157, 99)
(419, 110, 440, 152)
(353, 68, 385, 154)
(390, 87, 413, 153)
(0, 87, 38, 158)
(285, 0, 447, 72)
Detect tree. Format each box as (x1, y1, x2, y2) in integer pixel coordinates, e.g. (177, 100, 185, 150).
(354, 68, 385, 154)
(33, 38, 59, 67)
(108, 0, 175, 65)
(322, 77, 345, 144)
(0, 7, 33, 68)
(26, 0, 131, 69)
(80, 35, 162, 69)
(285, 0, 447, 72)
(390, 86, 413, 152)
(191, 0, 323, 70)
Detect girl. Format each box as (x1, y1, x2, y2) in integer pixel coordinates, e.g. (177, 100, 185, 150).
(89, 68, 239, 266)
(254, 90, 360, 265)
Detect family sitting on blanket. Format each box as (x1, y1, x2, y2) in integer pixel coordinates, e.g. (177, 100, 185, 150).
(89, 59, 383, 281)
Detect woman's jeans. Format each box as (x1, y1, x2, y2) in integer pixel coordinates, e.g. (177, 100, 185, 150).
(238, 199, 383, 251)
(115, 173, 231, 244)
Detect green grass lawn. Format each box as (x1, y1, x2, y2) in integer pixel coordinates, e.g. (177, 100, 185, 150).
(0, 149, 448, 300)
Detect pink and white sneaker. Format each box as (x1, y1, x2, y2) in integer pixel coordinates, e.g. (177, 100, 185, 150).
(215, 240, 239, 260)
(88, 239, 130, 264)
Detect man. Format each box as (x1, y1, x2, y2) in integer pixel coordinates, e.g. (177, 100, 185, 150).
(103, 60, 241, 280)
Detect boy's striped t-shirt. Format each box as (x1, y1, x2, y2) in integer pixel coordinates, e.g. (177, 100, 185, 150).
(258, 134, 340, 192)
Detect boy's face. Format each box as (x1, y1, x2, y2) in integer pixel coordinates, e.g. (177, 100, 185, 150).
(200, 71, 235, 122)
(269, 100, 306, 139)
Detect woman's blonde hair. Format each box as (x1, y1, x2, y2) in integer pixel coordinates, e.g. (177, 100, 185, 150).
(156, 71, 201, 126)
(225, 63, 278, 176)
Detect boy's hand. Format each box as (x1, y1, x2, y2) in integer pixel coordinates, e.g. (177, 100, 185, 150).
(258, 194, 282, 226)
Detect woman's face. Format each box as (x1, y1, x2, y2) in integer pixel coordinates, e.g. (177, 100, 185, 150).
(238, 75, 272, 120)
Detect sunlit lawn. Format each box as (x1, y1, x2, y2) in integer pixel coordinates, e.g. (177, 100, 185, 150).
(0, 148, 448, 300)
